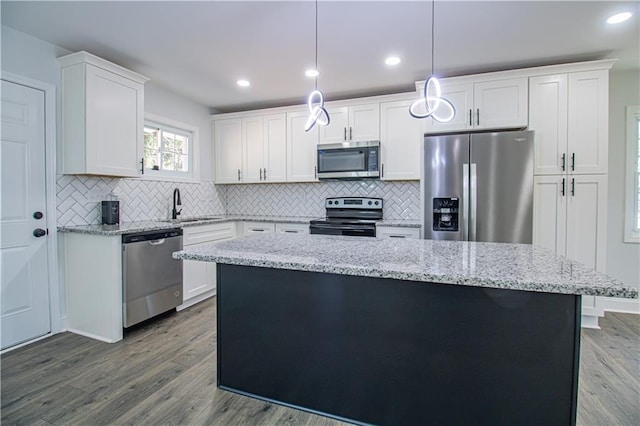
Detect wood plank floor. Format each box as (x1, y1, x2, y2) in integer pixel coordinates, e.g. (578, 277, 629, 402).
(2, 298, 638, 425)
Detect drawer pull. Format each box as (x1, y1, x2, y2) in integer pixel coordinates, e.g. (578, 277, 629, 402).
(389, 235, 406, 238)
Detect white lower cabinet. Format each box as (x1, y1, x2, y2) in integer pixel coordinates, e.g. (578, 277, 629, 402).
(377, 226, 420, 239)
(243, 222, 276, 236)
(275, 223, 309, 234)
(533, 174, 608, 326)
(179, 222, 236, 310)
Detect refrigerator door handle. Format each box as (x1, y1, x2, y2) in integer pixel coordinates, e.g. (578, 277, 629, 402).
(463, 163, 470, 241)
(469, 163, 477, 241)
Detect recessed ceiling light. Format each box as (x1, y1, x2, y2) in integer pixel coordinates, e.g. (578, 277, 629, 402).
(305, 69, 319, 77)
(385, 56, 401, 66)
(607, 12, 632, 24)
(237, 79, 250, 87)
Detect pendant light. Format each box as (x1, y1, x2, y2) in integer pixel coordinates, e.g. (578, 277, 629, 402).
(304, 0, 330, 132)
(409, 0, 455, 122)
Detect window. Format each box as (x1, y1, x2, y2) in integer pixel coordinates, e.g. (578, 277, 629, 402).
(142, 113, 199, 182)
(624, 105, 640, 243)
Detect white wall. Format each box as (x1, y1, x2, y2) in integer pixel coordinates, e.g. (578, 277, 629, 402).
(606, 68, 640, 312)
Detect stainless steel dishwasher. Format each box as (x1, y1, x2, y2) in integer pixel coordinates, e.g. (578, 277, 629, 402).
(122, 228, 183, 328)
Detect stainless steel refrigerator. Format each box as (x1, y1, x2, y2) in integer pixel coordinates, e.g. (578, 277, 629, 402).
(422, 130, 534, 243)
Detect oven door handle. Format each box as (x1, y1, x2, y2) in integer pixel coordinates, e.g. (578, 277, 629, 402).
(310, 224, 373, 232)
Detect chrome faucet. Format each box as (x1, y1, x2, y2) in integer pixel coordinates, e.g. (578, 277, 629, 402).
(172, 188, 182, 220)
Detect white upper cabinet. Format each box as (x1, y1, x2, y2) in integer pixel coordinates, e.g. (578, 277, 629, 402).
(380, 98, 422, 181)
(319, 102, 379, 144)
(58, 51, 148, 177)
(529, 74, 569, 175)
(287, 110, 319, 182)
(424, 77, 528, 134)
(530, 70, 609, 175)
(263, 114, 287, 182)
(214, 113, 287, 184)
(213, 118, 242, 183)
(567, 70, 609, 175)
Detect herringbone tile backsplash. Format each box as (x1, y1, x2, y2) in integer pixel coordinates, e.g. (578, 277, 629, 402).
(226, 181, 420, 219)
(56, 175, 225, 226)
(57, 175, 420, 226)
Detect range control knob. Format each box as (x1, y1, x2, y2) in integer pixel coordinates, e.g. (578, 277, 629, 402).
(368, 201, 372, 205)
(328, 201, 333, 205)
(374, 201, 379, 205)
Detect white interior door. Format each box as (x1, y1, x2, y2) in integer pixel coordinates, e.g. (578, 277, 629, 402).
(1, 79, 50, 350)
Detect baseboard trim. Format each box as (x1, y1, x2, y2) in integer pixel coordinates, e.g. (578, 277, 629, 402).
(177, 289, 216, 311)
(602, 297, 640, 314)
(66, 328, 121, 344)
(581, 315, 601, 329)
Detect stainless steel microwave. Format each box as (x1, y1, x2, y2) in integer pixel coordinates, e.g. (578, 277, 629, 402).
(316, 141, 380, 179)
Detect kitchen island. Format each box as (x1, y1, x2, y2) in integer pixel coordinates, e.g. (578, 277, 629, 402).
(173, 234, 637, 426)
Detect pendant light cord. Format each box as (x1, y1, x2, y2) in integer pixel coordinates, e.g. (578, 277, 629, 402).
(315, 0, 318, 90)
(431, 0, 435, 76)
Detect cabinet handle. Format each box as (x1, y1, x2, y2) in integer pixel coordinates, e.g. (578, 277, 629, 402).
(315, 166, 317, 179)
(389, 235, 406, 239)
(344, 127, 347, 141)
(264, 168, 267, 180)
(571, 153, 575, 171)
(238, 169, 241, 181)
(349, 127, 353, 140)
(571, 178, 575, 196)
(561, 153, 566, 171)
(476, 108, 480, 126)
(140, 157, 145, 175)
(381, 163, 384, 178)
(252, 228, 264, 232)
(260, 168, 263, 180)
(469, 109, 472, 126)
(561, 178, 565, 197)
(284, 230, 297, 233)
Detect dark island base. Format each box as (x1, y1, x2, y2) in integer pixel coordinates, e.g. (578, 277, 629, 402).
(217, 264, 581, 426)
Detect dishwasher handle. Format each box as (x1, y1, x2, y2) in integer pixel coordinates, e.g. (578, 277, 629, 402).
(148, 239, 166, 245)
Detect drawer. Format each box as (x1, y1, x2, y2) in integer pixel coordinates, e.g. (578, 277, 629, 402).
(243, 222, 275, 235)
(275, 223, 309, 234)
(377, 226, 420, 239)
(183, 222, 236, 246)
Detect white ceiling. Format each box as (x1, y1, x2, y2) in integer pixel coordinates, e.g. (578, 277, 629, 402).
(2, 1, 638, 113)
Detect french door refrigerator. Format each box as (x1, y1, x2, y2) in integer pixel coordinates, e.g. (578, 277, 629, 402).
(422, 130, 534, 243)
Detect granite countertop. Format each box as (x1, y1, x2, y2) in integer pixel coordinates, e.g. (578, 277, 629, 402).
(173, 233, 638, 298)
(57, 215, 319, 235)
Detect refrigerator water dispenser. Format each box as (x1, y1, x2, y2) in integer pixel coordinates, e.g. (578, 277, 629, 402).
(433, 198, 459, 231)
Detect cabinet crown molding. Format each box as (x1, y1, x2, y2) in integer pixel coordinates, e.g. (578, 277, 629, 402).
(415, 59, 617, 91)
(57, 51, 149, 85)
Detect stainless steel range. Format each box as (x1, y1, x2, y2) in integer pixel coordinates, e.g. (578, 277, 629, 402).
(309, 197, 383, 237)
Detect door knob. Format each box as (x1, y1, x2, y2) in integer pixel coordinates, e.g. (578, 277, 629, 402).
(33, 228, 47, 238)
(33, 211, 44, 219)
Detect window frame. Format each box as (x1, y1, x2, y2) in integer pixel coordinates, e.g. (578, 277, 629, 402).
(624, 105, 640, 243)
(142, 113, 200, 183)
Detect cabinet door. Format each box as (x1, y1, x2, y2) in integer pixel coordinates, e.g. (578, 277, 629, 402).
(473, 78, 528, 130)
(565, 175, 608, 317)
(380, 99, 422, 180)
(243, 116, 265, 183)
(532, 176, 567, 255)
(85, 65, 143, 177)
(287, 111, 319, 182)
(264, 113, 287, 182)
(348, 103, 380, 142)
(214, 118, 242, 183)
(567, 70, 608, 174)
(319, 106, 348, 144)
(424, 82, 474, 134)
(182, 243, 217, 300)
(565, 175, 607, 272)
(529, 74, 568, 175)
